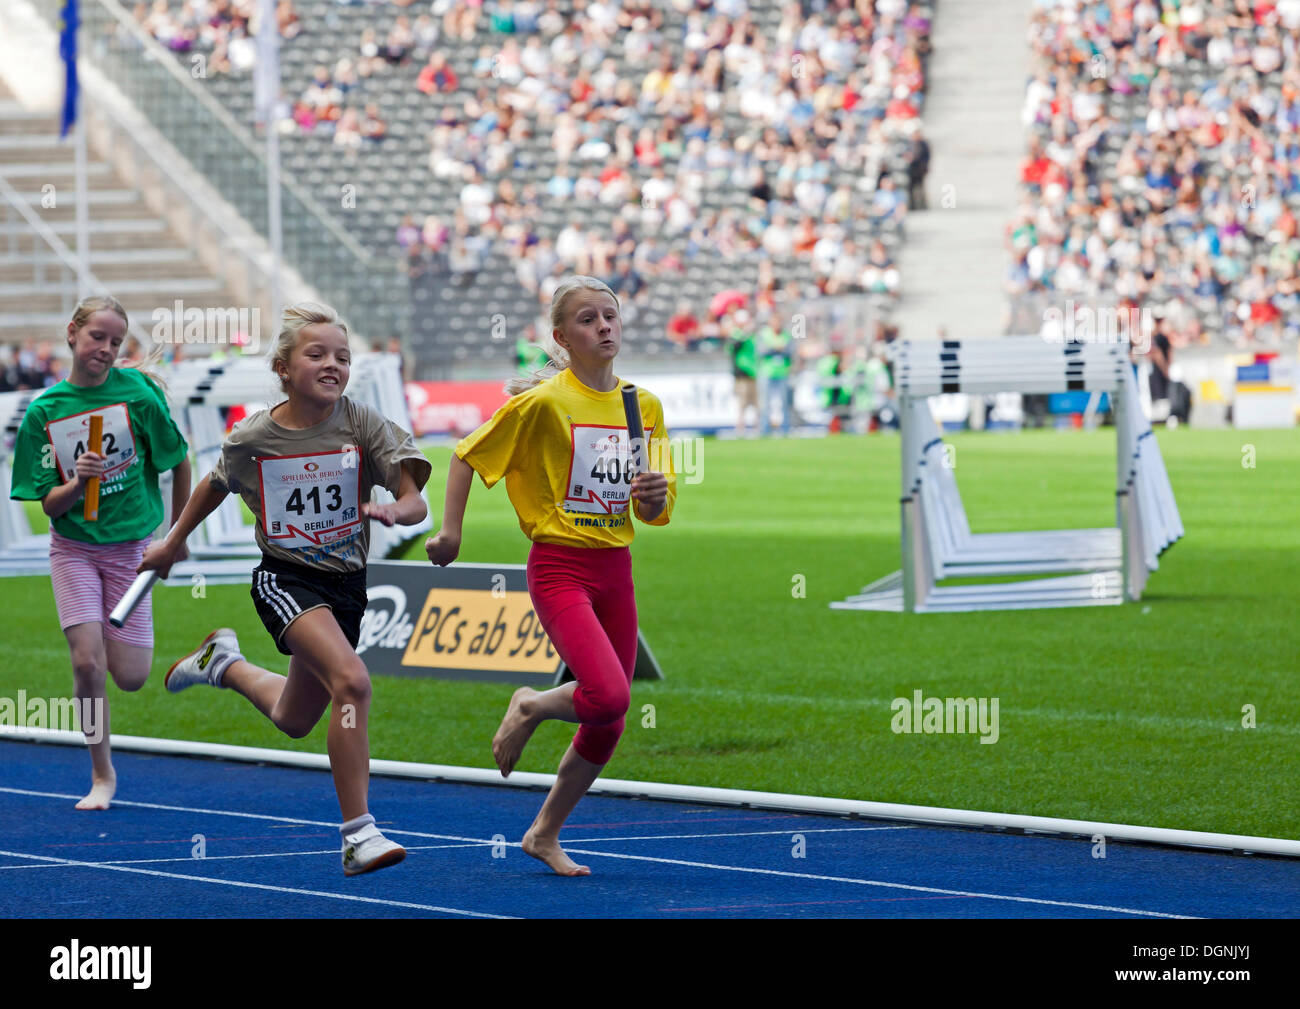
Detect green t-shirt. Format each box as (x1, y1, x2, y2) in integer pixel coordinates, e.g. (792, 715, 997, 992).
(9, 367, 189, 543)
(729, 331, 757, 378)
(759, 326, 792, 379)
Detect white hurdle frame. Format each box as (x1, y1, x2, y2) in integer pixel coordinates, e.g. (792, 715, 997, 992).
(834, 339, 1182, 614)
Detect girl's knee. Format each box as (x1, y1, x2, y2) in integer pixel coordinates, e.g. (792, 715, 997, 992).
(574, 718, 625, 765)
(332, 658, 372, 708)
(70, 652, 106, 686)
(580, 681, 630, 726)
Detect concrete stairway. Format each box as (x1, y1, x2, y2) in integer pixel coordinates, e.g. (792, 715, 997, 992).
(0, 81, 238, 344)
(895, 0, 1032, 342)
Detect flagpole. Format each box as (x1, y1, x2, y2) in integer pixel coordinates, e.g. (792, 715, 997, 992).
(60, 0, 88, 300)
(74, 113, 89, 299)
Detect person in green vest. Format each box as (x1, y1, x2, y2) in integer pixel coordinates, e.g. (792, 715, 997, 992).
(728, 309, 759, 436)
(516, 330, 551, 376)
(758, 313, 794, 437)
(817, 345, 854, 434)
(853, 345, 896, 431)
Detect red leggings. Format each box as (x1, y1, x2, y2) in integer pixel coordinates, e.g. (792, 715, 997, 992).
(527, 541, 638, 766)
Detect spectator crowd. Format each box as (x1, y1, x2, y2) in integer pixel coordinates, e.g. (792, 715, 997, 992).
(1010, 0, 1300, 349)
(401, 0, 933, 346)
(134, 0, 934, 351)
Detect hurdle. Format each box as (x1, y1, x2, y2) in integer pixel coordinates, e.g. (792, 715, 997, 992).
(833, 338, 1182, 613)
(0, 354, 431, 581)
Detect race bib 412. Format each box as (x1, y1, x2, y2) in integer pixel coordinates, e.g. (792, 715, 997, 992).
(46, 403, 137, 484)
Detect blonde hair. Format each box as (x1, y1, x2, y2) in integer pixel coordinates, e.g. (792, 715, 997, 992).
(270, 301, 350, 394)
(504, 275, 619, 396)
(67, 294, 167, 393)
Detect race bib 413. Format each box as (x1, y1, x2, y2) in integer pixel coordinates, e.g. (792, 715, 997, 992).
(258, 448, 363, 548)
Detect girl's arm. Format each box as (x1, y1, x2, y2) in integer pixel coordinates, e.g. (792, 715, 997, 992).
(41, 451, 105, 519)
(425, 453, 474, 566)
(138, 473, 230, 578)
(169, 457, 192, 533)
(361, 461, 429, 527)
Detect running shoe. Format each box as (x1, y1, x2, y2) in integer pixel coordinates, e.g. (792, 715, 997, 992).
(342, 823, 407, 876)
(165, 628, 241, 693)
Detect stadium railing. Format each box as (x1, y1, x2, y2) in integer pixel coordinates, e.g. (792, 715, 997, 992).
(0, 170, 153, 348)
(28, 0, 410, 343)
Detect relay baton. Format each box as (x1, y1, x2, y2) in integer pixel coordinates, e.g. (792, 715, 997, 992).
(621, 384, 647, 477)
(109, 571, 159, 629)
(83, 414, 102, 521)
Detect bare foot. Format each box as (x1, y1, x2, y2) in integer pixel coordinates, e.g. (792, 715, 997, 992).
(76, 774, 116, 810)
(491, 687, 539, 777)
(522, 825, 590, 877)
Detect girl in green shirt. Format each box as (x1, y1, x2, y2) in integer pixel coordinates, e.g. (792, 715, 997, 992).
(9, 297, 191, 809)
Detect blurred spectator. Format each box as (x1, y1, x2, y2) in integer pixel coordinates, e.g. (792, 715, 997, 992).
(418, 53, 460, 94)
(906, 133, 930, 210)
(728, 308, 760, 436)
(758, 313, 794, 437)
(665, 299, 701, 349)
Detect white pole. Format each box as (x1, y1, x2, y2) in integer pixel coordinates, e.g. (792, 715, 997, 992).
(256, 0, 282, 328)
(74, 108, 89, 299)
(267, 115, 282, 328)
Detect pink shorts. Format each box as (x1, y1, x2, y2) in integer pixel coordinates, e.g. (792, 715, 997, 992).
(49, 529, 154, 648)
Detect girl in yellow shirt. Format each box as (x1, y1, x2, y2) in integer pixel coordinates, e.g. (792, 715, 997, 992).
(426, 276, 675, 876)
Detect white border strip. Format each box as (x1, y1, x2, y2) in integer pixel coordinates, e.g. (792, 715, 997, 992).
(6, 727, 1298, 857)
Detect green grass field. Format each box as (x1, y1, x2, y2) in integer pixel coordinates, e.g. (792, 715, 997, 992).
(8, 428, 1298, 838)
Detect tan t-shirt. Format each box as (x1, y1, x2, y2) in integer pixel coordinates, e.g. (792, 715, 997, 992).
(209, 395, 432, 572)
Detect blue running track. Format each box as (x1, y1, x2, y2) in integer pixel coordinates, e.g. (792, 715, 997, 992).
(2, 740, 1297, 919)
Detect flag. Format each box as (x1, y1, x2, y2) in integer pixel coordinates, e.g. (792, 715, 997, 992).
(59, 0, 79, 138)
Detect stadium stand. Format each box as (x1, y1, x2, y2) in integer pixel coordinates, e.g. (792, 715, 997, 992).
(119, 0, 934, 373)
(0, 80, 244, 356)
(1009, 0, 1300, 350)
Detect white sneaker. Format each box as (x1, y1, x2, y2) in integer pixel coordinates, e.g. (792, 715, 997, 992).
(165, 628, 241, 693)
(342, 823, 407, 876)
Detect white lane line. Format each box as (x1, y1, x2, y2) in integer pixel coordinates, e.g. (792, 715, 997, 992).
(562, 826, 913, 843)
(0, 849, 517, 918)
(555, 848, 1197, 919)
(0, 843, 491, 869)
(0, 827, 897, 867)
(0, 786, 487, 844)
(0, 786, 1198, 918)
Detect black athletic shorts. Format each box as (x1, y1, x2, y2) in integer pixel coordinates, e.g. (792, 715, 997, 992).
(250, 555, 369, 655)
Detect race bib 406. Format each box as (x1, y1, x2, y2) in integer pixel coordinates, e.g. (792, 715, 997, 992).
(565, 423, 638, 515)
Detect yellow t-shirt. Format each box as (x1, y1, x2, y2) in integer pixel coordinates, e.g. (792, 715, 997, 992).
(455, 368, 676, 548)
